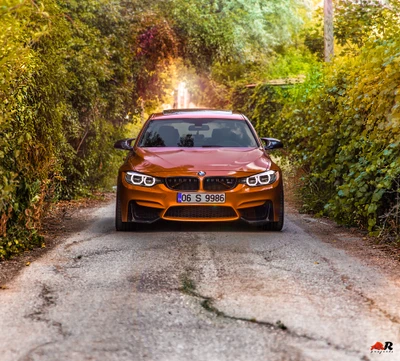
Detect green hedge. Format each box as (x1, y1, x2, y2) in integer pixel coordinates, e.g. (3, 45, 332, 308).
(234, 40, 400, 238)
(0, 0, 134, 259)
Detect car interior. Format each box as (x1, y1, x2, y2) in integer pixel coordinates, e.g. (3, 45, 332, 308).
(140, 119, 257, 147)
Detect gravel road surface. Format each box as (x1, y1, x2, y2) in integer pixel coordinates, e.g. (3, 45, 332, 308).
(1, 201, 399, 361)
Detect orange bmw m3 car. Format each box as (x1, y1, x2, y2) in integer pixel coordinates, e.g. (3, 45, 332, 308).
(114, 109, 284, 231)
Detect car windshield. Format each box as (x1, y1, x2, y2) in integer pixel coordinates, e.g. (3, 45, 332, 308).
(138, 118, 258, 148)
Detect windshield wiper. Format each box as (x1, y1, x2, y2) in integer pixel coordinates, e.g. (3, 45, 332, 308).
(202, 145, 223, 147)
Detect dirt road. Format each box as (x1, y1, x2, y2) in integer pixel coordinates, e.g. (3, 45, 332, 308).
(0, 200, 399, 361)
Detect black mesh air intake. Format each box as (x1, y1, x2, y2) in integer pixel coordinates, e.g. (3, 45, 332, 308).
(239, 202, 273, 221)
(165, 206, 237, 219)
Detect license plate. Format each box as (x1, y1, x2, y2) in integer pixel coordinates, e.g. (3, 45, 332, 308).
(177, 193, 226, 204)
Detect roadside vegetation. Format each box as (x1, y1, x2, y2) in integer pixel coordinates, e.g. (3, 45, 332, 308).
(234, 0, 400, 245)
(0, 0, 399, 259)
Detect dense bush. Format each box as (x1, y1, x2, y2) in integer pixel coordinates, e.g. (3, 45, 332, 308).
(236, 38, 400, 239)
(0, 0, 134, 259)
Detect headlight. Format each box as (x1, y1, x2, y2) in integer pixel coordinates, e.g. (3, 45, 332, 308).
(124, 171, 161, 187)
(240, 170, 277, 187)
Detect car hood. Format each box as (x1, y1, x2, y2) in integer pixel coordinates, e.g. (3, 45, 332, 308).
(130, 147, 271, 175)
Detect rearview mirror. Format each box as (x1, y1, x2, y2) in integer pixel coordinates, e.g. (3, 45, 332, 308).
(188, 124, 210, 131)
(114, 138, 135, 151)
(261, 137, 283, 150)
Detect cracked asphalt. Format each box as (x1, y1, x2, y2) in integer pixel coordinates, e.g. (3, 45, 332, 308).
(1, 200, 399, 361)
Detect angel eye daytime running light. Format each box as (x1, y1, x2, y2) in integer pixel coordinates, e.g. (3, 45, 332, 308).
(244, 170, 277, 187)
(125, 171, 158, 187)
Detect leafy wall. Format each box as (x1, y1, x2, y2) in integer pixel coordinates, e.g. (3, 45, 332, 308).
(236, 39, 400, 239)
(0, 0, 133, 259)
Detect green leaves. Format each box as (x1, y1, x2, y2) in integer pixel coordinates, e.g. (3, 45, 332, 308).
(0, 0, 135, 258)
(233, 12, 400, 236)
(334, 0, 400, 54)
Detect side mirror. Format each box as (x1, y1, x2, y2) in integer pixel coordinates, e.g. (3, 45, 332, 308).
(261, 137, 283, 150)
(114, 138, 135, 151)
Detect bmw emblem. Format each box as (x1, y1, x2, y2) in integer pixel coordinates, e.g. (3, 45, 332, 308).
(198, 171, 206, 176)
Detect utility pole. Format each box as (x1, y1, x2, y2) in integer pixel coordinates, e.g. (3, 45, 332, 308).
(324, 0, 334, 62)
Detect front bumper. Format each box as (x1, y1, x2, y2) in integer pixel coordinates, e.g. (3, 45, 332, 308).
(118, 172, 283, 224)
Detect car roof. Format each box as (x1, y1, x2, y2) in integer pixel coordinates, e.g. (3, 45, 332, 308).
(150, 109, 246, 120)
